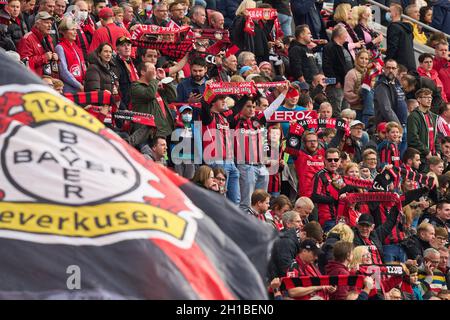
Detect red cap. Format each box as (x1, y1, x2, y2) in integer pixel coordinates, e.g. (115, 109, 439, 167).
(285, 87, 299, 99)
(98, 7, 114, 19)
(377, 122, 387, 133)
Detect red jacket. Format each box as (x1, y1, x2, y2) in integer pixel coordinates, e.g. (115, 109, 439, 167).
(88, 23, 131, 53)
(294, 148, 325, 197)
(439, 63, 450, 101)
(325, 260, 352, 300)
(17, 26, 55, 76)
(417, 66, 448, 102)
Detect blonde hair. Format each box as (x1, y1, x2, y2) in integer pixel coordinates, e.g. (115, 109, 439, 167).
(129, 0, 142, 9)
(385, 121, 403, 134)
(113, 6, 124, 16)
(328, 223, 354, 243)
(230, 75, 245, 82)
(236, 0, 256, 16)
(348, 245, 369, 270)
(353, 5, 371, 24)
(334, 3, 352, 24)
(344, 162, 360, 176)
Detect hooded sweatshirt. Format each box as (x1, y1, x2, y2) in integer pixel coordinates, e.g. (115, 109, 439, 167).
(385, 21, 416, 71)
(325, 260, 352, 300)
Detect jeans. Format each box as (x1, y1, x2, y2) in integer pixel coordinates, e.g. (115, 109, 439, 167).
(326, 85, 345, 117)
(383, 244, 407, 263)
(399, 125, 407, 158)
(238, 164, 269, 211)
(361, 88, 375, 127)
(210, 162, 240, 205)
(277, 13, 293, 36)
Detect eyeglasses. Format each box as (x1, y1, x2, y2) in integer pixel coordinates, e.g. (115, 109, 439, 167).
(326, 158, 340, 162)
(215, 177, 226, 182)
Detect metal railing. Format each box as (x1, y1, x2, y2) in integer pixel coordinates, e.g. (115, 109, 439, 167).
(366, 0, 450, 41)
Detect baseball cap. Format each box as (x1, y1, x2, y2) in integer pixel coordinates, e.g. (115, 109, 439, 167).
(239, 66, 252, 75)
(377, 122, 387, 133)
(116, 36, 132, 47)
(35, 11, 54, 23)
(357, 213, 374, 226)
(179, 105, 192, 113)
(293, 81, 310, 91)
(98, 7, 114, 19)
(299, 238, 322, 255)
(350, 120, 365, 128)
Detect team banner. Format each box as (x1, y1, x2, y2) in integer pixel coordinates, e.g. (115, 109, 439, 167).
(0, 52, 274, 299)
(203, 82, 257, 103)
(130, 24, 190, 41)
(191, 28, 230, 42)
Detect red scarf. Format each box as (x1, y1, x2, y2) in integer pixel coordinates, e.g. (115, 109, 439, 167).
(424, 112, 436, 155)
(244, 8, 283, 39)
(58, 38, 86, 83)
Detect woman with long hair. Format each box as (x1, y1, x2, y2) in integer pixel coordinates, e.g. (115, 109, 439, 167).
(334, 3, 364, 60)
(192, 165, 219, 192)
(84, 42, 119, 94)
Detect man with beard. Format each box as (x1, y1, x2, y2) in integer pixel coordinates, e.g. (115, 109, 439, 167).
(177, 57, 207, 103)
(374, 59, 408, 154)
(311, 148, 347, 232)
(407, 88, 440, 167)
(294, 131, 325, 198)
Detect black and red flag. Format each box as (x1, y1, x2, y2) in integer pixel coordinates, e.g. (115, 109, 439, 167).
(0, 52, 275, 299)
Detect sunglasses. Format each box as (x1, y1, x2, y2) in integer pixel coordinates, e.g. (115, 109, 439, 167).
(326, 158, 340, 162)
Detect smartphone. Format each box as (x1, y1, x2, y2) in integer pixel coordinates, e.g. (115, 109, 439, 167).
(324, 77, 337, 85)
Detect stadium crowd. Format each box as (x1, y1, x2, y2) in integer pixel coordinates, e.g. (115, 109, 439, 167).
(0, 0, 449, 300)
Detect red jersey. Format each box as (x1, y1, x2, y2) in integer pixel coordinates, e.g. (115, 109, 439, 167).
(294, 148, 325, 197)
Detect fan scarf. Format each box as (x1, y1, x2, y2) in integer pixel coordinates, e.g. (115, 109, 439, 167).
(130, 25, 194, 59)
(281, 275, 366, 291)
(203, 81, 257, 103)
(285, 117, 348, 155)
(244, 8, 283, 39)
(336, 191, 402, 225)
(63, 90, 113, 106)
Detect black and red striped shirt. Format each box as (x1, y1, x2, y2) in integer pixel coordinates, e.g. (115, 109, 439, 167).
(378, 140, 401, 168)
(232, 112, 267, 164)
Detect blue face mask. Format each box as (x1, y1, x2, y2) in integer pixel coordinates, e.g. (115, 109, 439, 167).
(385, 12, 392, 23)
(181, 114, 192, 123)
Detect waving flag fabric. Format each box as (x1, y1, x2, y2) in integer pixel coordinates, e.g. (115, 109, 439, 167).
(0, 51, 275, 299)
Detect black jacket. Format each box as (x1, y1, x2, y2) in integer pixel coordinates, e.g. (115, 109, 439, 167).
(353, 206, 401, 261)
(7, 14, 28, 47)
(318, 232, 341, 274)
(231, 15, 272, 62)
(322, 40, 353, 86)
(84, 54, 119, 92)
(267, 228, 300, 279)
(385, 21, 416, 72)
(288, 39, 318, 83)
(401, 234, 431, 261)
(112, 55, 134, 111)
(405, 74, 446, 115)
(263, 0, 291, 16)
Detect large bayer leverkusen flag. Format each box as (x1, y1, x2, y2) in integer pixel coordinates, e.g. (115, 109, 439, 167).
(0, 52, 275, 299)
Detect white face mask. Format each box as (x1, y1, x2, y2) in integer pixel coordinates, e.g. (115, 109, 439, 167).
(77, 11, 88, 21)
(181, 113, 192, 123)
